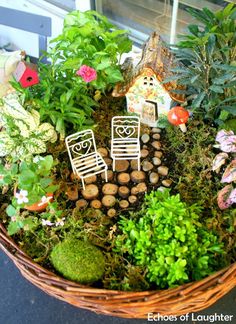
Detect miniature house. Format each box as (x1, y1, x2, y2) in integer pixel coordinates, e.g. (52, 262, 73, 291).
(13, 61, 39, 88)
(112, 32, 185, 127)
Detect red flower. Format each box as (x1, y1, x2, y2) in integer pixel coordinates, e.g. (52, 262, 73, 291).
(76, 65, 97, 83)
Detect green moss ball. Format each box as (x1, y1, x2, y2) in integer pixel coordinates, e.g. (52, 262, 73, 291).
(50, 238, 105, 284)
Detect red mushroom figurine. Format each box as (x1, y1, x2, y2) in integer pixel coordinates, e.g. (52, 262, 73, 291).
(167, 106, 189, 132)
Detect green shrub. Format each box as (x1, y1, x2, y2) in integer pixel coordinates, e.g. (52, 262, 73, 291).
(115, 189, 224, 288)
(165, 4, 236, 124)
(50, 238, 105, 284)
(18, 10, 132, 140)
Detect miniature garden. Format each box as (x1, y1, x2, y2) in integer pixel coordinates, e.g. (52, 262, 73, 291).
(0, 5, 235, 292)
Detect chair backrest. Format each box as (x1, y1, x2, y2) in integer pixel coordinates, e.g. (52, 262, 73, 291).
(65, 130, 97, 161)
(112, 116, 140, 141)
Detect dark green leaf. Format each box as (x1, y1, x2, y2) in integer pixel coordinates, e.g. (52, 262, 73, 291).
(192, 93, 206, 108)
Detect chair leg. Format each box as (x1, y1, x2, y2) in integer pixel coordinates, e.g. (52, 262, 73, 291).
(81, 177, 85, 190)
(112, 159, 115, 172)
(105, 170, 108, 182)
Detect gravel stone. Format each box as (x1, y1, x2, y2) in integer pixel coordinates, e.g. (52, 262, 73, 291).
(141, 133, 150, 144)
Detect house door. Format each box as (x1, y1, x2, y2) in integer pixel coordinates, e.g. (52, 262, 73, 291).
(142, 100, 158, 126)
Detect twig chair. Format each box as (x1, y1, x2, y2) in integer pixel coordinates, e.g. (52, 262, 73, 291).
(65, 129, 108, 189)
(111, 116, 141, 171)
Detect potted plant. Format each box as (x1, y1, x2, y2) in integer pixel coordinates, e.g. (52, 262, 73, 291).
(0, 155, 58, 234)
(0, 6, 235, 319)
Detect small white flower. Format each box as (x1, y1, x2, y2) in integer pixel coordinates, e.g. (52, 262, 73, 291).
(42, 219, 54, 226)
(38, 195, 53, 207)
(33, 156, 45, 163)
(55, 217, 65, 227)
(15, 190, 29, 204)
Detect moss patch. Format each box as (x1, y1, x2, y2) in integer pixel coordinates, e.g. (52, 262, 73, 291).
(50, 238, 105, 284)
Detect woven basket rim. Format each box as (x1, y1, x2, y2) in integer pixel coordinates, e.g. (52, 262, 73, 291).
(1, 222, 236, 318)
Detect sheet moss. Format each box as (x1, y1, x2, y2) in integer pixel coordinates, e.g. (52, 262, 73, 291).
(50, 238, 105, 284)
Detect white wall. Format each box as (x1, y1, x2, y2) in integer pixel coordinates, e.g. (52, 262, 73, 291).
(0, 0, 68, 57)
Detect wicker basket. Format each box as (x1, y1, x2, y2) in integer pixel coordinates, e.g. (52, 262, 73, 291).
(0, 222, 236, 319)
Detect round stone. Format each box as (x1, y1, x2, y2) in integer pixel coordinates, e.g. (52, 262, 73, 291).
(141, 149, 149, 158)
(66, 185, 78, 201)
(82, 184, 99, 200)
(70, 172, 80, 181)
(141, 133, 150, 144)
(152, 157, 162, 166)
(130, 170, 146, 183)
(149, 172, 159, 184)
(154, 151, 163, 158)
(142, 161, 154, 172)
(152, 133, 161, 140)
(117, 173, 130, 185)
(107, 208, 116, 218)
(102, 183, 118, 195)
(97, 147, 109, 157)
(162, 179, 173, 187)
(101, 170, 114, 181)
(119, 200, 129, 209)
(158, 166, 169, 176)
(115, 160, 129, 172)
(131, 186, 139, 195)
(136, 182, 147, 193)
(85, 175, 97, 184)
(76, 199, 88, 209)
(128, 195, 137, 204)
(152, 141, 161, 150)
(90, 199, 102, 209)
(152, 127, 162, 133)
(104, 157, 112, 167)
(118, 186, 130, 198)
(102, 195, 116, 207)
(131, 160, 138, 170)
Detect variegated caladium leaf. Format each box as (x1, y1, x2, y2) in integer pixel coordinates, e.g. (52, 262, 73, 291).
(215, 129, 236, 153)
(212, 152, 228, 173)
(221, 159, 236, 183)
(216, 129, 234, 143)
(217, 185, 235, 210)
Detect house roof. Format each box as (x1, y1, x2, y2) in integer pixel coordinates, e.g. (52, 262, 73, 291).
(112, 32, 185, 103)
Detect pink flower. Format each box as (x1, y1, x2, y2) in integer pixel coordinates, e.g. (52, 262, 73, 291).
(76, 65, 97, 83)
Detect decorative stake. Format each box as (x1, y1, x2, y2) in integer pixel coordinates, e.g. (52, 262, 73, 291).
(111, 116, 141, 171)
(167, 106, 189, 132)
(13, 61, 39, 88)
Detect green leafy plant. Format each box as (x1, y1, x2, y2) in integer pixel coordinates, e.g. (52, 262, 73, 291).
(115, 189, 224, 288)
(212, 129, 236, 209)
(0, 155, 58, 235)
(0, 93, 57, 161)
(165, 4, 236, 124)
(18, 10, 132, 139)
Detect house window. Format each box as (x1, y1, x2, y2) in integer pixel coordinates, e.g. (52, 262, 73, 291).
(144, 76, 154, 86)
(93, 0, 234, 44)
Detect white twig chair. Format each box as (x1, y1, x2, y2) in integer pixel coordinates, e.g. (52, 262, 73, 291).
(65, 130, 108, 190)
(111, 116, 141, 171)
